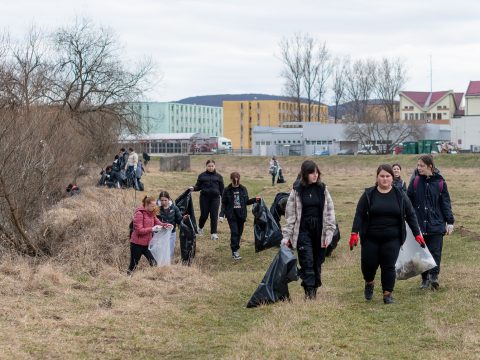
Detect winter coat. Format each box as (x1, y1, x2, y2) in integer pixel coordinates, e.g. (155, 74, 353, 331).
(351, 186, 421, 244)
(193, 170, 224, 197)
(126, 151, 139, 168)
(407, 171, 454, 235)
(393, 177, 407, 192)
(130, 206, 162, 246)
(282, 182, 336, 249)
(220, 184, 256, 221)
(157, 204, 183, 233)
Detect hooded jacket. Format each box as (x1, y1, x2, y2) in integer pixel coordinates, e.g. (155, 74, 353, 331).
(193, 170, 224, 197)
(282, 182, 336, 249)
(157, 204, 183, 233)
(130, 206, 162, 246)
(220, 184, 256, 221)
(351, 186, 421, 244)
(407, 171, 454, 235)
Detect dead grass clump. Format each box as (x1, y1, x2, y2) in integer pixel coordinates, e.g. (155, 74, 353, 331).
(39, 186, 135, 271)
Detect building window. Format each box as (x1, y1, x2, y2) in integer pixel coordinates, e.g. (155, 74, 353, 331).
(409, 113, 414, 120)
(433, 113, 436, 120)
(415, 113, 419, 120)
(420, 113, 425, 120)
(404, 113, 408, 120)
(437, 113, 442, 120)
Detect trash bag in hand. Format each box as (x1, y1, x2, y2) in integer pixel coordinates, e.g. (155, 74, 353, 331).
(252, 199, 283, 252)
(175, 189, 198, 233)
(179, 216, 196, 266)
(326, 223, 341, 257)
(246, 247, 298, 308)
(395, 224, 436, 280)
(270, 192, 289, 228)
(149, 227, 173, 266)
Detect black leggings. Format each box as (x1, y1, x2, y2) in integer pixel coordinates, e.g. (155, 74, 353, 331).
(128, 243, 156, 272)
(199, 194, 220, 234)
(361, 237, 401, 292)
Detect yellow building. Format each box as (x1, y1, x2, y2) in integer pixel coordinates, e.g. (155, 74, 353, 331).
(223, 100, 328, 150)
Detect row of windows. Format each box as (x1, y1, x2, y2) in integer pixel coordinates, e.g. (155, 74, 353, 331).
(403, 112, 446, 121)
(305, 140, 334, 145)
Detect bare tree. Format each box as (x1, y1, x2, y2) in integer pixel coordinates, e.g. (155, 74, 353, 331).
(375, 57, 407, 123)
(330, 56, 347, 123)
(279, 34, 304, 122)
(314, 41, 332, 121)
(302, 35, 320, 122)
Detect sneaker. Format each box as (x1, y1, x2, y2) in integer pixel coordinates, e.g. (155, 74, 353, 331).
(197, 227, 204, 236)
(429, 274, 439, 290)
(420, 278, 430, 289)
(211, 233, 218, 241)
(364, 282, 374, 300)
(232, 251, 242, 260)
(383, 294, 395, 304)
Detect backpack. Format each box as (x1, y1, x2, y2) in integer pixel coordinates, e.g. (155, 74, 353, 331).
(413, 175, 444, 193)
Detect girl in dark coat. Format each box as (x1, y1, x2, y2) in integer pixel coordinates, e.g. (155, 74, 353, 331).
(220, 172, 259, 260)
(350, 164, 425, 304)
(392, 163, 407, 192)
(407, 155, 454, 290)
(157, 191, 186, 261)
(189, 159, 224, 240)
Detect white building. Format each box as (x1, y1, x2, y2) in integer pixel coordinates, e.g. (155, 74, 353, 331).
(450, 81, 480, 151)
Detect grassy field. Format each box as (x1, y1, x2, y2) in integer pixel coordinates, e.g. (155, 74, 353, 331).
(0, 154, 479, 359)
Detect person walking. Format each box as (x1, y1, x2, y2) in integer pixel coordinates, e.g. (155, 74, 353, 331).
(269, 156, 280, 186)
(128, 195, 173, 274)
(189, 159, 224, 240)
(392, 163, 407, 192)
(125, 147, 139, 188)
(219, 172, 260, 260)
(280, 160, 336, 300)
(407, 155, 454, 290)
(350, 164, 425, 304)
(157, 191, 186, 261)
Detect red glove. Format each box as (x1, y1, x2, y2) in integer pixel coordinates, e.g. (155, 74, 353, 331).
(349, 233, 359, 251)
(415, 235, 426, 248)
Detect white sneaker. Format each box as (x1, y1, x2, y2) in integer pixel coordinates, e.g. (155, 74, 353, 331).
(232, 251, 242, 260)
(197, 227, 204, 236)
(211, 233, 218, 241)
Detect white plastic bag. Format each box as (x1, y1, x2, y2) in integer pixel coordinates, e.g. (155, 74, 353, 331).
(395, 224, 436, 280)
(148, 227, 173, 266)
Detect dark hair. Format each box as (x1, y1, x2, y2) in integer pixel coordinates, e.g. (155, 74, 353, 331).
(120, 148, 125, 152)
(392, 163, 402, 170)
(300, 160, 321, 186)
(128, 147, 134, 152)
(418, 154, 435, 170)
(230, 172, 240, 186)
(375, 164, 394, 186)
(142, 195, 156, 207)
(206, 159, 215, 166)
(272, 156, 276, 160)
(158, 191, 170, 199)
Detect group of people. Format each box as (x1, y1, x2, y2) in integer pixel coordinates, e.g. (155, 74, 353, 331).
(98, 147, 147, 190)
(127, 154, 454, 305)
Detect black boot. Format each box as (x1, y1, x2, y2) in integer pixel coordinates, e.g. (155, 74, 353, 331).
(304, 287, 317, 300)
(429, 274, 439, 290)
(364, 282, 374, 300)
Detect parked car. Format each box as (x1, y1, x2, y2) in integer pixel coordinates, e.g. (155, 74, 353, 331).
(314, 149, 330, 156)
(337, 149, 354, 155)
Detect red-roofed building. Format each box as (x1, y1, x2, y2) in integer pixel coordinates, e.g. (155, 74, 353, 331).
(465, 81, 480, 115)
(399, 90, 463, 124)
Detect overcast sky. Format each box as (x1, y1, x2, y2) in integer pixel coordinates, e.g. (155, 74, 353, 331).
(3, 0, 480, 103)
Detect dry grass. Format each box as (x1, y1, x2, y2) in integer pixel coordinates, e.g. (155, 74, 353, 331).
(0, 154, 479, 359)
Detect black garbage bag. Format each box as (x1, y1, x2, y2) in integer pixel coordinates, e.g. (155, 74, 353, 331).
(270, 192, 289, 228)
(246, 247, 298, 308)
(175, 189, 198, 233)
(179, 216, 196, 265)
(276, 168, 286, 184)
(326, 223, 341, 257)
(252, 199, 283, 252)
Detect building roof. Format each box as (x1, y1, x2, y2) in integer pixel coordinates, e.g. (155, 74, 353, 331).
(466, 81, 480, 96)
(176, 94, 326, 107)
(402, 90, 463, 110)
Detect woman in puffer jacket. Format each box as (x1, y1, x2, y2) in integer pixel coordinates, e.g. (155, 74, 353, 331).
(157, 190, 186, 261)
(128, 195, 172, 274)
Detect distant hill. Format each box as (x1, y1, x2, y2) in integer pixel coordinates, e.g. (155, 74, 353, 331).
(176, 94, 323, 107)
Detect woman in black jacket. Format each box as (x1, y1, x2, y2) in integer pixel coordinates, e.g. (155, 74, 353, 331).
(189, 159, 224, 240)
(220, 172, 259, 260)
(392, 163, 407, 192)
(407, 155, 454, 290)
(350, 164, 425, 304)
(157, 191, 185, 261)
